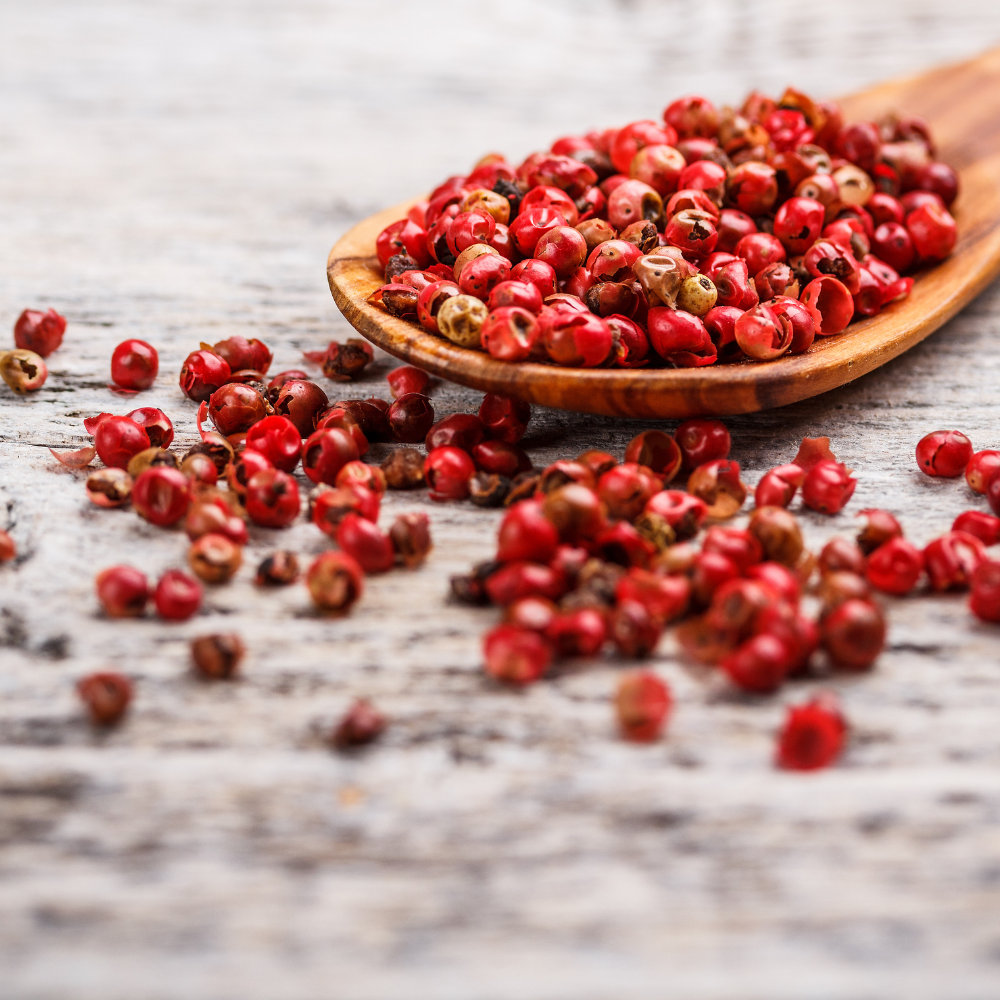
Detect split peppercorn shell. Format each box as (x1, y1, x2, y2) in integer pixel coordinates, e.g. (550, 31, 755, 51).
(390, 513, 433, 568)
(191, 633, 246, 679)
(747, 506, 804, 567)
(307, 551, 364, 613)
(188, 533, 243, 584)
(0, 349, 48, 392)
(255, 550, 300, 586)
(86, 468, 134, 508)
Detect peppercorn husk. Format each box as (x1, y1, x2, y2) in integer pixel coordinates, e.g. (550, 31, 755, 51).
(191, 634, 245, 679)
(255, 551, 300, 586)
(469, 471, 511, 507)
(323, 339, 374, 382)
(390, 513, 432, 568)
(330, 699, 386, 749)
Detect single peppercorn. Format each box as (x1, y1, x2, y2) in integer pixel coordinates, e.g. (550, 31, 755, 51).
(154, 570, 203, 621)
(0, 349, 48, 393)
(307, 551, 365, 613)
(483, 624, 552, 684)
(126, 447, 178, 480)
(94, 416, 150, 470)
(245, 468, 300, 527)
(470, 472, 511, 507)
(126, 407, 174, 449)
(302, 427, 360, 485)
(389, 512, 432, 568)
(110, 339, 159, 391)
(624, 430, 682, 482)
(776, 694, 846, 771)
(0, 530, 16, 562)
(272, 380, 330, 437)
(132, 467, 192, 527)
(14, 307, 66, 356)
(381, 448, 426, 489)
(337, 513, 395, 574)
(819, 536, 867, 577)
(822, 598, 886, 670)
(95, 565, 149, 618)
(424, 446, 476, 501)
(255, 550, 300, 586)
(687, 460, 748, 519)
(330, 699, 387, 749)
(747, 507, 803, 567)
(208, 383, 268, 436)
(191, 633, 245, 679)
(856, 508, 903, 554)
(179, 349, 230, 402)
(77, 672, 133, 726)
(86, 468, 134, 508)
(388, 393, 435, 443)
(721, 634, 794, 693)
(615, 671, 672, 742)
(801, 460, 856, 515)
(674, 418, 731, 472)
(322, 339, 374, 381)
(188, 533, 243, 584)
(244, 414, 302, 472)
(966, 450, 1000, 495)
(479, 393, 531, 444)
(866, 537, 924, 595)
(609, 599, 662, 658)
(915, 430, 974, 478)
(970, 560, 1000, 624)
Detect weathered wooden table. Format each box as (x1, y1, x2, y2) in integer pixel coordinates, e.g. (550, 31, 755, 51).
(4, 3, 1000, 997)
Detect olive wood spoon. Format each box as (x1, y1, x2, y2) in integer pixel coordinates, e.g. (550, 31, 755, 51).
(327, 46, 1000, 418)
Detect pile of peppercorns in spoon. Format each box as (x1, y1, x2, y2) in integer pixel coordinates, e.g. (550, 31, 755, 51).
(370, 87, 957, 370)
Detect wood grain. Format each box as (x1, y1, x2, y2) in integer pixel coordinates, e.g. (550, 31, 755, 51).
(328, 47, 1000, 419)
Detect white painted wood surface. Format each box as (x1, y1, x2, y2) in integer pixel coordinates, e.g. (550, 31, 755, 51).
(3, 2, 1000, 997)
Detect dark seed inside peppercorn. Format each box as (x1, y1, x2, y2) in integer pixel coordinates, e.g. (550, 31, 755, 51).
(256, 551, 300, 586)
(385, 253, 419, 281)
(183, 439, 234, 476)
(191, 633, 246, 679)
(381, 448, 426, 489)
(504, 471, 541, 506)
(469, 471, 511, 507)
(323, 339, 373, 382)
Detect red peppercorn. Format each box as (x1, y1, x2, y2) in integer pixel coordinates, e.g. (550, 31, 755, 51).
(95, 565, 149, 618)
(496, 501, 559, 564)
(245, 468, 300, 527)
(386, 366, 430, 399)
(596, 463, 660, 522)
(907, 201, 957, 262)
(721, 634, 794, 694)
(179, 349, 231, 402)
(331, 698, 387, 749)
(307, 550, 364, 613)
(924, 531, 985, 592)
(747, 562, 801, 607)
(94, 415, 150, 470)
(801, 460, 856, 515)
(800, 276, 854, 335)
(965, 450, 1000, 494)
(485, 561, 567, 606)
(953, 511, 1000, 547)
(154, 569, 202, 621)
(312, 484, 379, 536)
(776, 694, 846, 771)
(301, 427, 360, 485)
(822, 598, 885, 670)
(616, 567, 689, 623)
(593, 521, 656, 569)
(336, 513, 395, 574)
(854, 508, 903, 555)
(703, 525, 763, 574)
(615, 670, 672, 742)
(483, 624, 552, 684)
(735, 302, 792, 360)
(272, 380, 330, 437)
(471, 439, 530, 478)
(754, 463, 805, 509)
(425, 413, 486, 453)
(335, 461, 386, 497)
(970, 560, 1000, 623)
(915, 430, 974, 478)
(212, 335, 272, 375)
(14, 308, 66, 356)
(184, 501, 248, 545)
(643, 490, 707, 541)
(188, 533, 242, 583)
(77, 672, 133, 726)
(424, 446, 476, 501)
(377, 218, 431, 269)
(132, 467, 192, 527)
(687, 459, 748, 519)
(0, 349, 47, 393)
(674, 419, 730, 472)
(207, 383, 267, 437)
(871, 222, 916, 274)
(623, 430, 681, 483)
(819, 537, 867, 577)
(988, 471, 1000, 519)
(479, 393, 531, 444)
(0, 530, 15, 562)
(545, 608, 607, 657)
(386, 393, 435, 444)
(773, 197, 825, 254)
(244, 415, 302, 472)
(866, 537, 924, 595)
(109, 338, 158, 391)
(609, 599, 662, 658)
(125, 407, 173, 449)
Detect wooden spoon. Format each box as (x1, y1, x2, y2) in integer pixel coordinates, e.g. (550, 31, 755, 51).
(327, 46, 1000, 419)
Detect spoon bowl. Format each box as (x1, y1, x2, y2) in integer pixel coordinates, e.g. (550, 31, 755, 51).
(328, 47, 1000, 418)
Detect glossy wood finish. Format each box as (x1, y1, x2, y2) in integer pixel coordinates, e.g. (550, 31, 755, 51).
(328, 47, 1000, 418)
